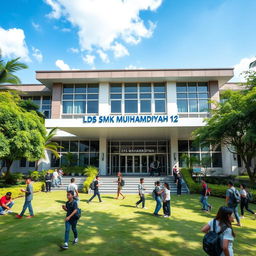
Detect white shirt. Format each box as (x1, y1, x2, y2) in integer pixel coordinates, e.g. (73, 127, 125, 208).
(52, 171, 58, 179)
(164, 188, 171, 201)
(138, 183, 145, 195)
(67, 183, 78, 197)
(208, 219, 234, 256)
(240, 189, 247, 197)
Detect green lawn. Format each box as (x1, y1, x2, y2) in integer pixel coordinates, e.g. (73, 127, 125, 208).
(0, 192, 256, 256)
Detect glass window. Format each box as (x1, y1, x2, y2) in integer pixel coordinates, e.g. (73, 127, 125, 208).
(79, 153, 89, 167)
(111, 101, 121, 113)
(28, 161, 36, 167)
(110, 84, 122, 93)
(125, 100, 138, 113)
(140, 93, 151, 99)
(198, 82, 208, 92)
(42, 96, 51, 104)
(199, 100, 208, 112)
(87, 101, 98, 114)
(87, 84, 99, 93)
(70, 141, 78, 152)
(155, 100, 166, 113)
(125, 83, 137, 92)
(90, 153, 99, 167)
(189, 140, 199, 151)
(63, 101, 73, 114)
(63, 85, 74, 93)
(188, 82, 197, 92)
(212, 153, 222, 167)
(75, 85, 86, 93)
(80, 141, 89, 152)
(51, 154, 60, 167)
(140, 83, 151, 92)
(189, 99, 198, 112)
(110, 94, 122, 99)
(20, 158, 26, 167)
(154, 83, 165, 92)
(140, 100, 151, 113)
(74, 101, 85, 113)
(90, 141, 99, 152)
(177, 100, 188, 112)
(178, 140, 189, 151)
(201, 153, 211, 167)
(61, 141, 69, 152)
(176, 83, 187, 92)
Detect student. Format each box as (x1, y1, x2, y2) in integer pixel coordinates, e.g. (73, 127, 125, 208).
(52, 169, 59, 187)
(67, 178, 79, 202)
(87, 176, 102, 203)
(149, 161, 155, 177)
(176, 174, 182, 196)
(115, 172, 125, 200)
(200, 179, 212, 212)
(201, 206, 235, 256)
(163, 182, 171, 217)
(61, 191, 79, 250)
(153, 181, 163, 216)
(16, 178, 34, 219)
(239, 184, 256, 219)
(173, 165, 179, 183)
(45, 171, 52, 192)
(226, 181, 241, 226)
(136, 178, 146, 209)
(58, 168, 64, 185)
(0, 192, 14, 215)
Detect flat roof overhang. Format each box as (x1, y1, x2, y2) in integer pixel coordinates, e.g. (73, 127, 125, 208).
(36, 68, 234, 88)
(46, 118, 204, 139)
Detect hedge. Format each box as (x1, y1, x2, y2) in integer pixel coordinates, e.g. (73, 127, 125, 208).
(181, 168, 256, 202)
(0, 182, 44, 199)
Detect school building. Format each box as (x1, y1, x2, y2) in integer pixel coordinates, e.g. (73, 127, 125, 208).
(1, 68, 247, 176)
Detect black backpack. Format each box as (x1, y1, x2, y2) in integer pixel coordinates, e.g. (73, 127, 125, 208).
(247, 192, 253, 202)
(90, 181, 96, 190)
(203, 219, 227, 256)
(70, 201, 81, 220)
(121, 179, 125, 187)
(229, 188, 241, 205)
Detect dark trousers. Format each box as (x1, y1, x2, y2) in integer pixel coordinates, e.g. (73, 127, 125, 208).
(136, 194, 145, 208)
(240, 197, 255, 216)
(163, 200, 171, 216)
(65, 219, 78, 243)
(174, 173, 178, 183)
(45, 181, 51, 192)
(20, 200, 34, 216)
(88, 190, 102, 202)
(177, 184, 182, 195)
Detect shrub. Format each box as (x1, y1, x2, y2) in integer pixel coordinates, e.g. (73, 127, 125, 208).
(0, 182, 44, 199)
(83, 166, 99, 193)
(30, 171, 40, 181)
(62, 166, 84, 175)
(2, 172, 24, 185)
(181, 168, 256, 202)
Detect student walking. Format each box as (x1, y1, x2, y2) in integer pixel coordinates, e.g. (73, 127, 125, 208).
(240, 184, 256, 219)
(173, 165, 179, 183)
(176, 174, 182, 196)
(0, 192, 14, 215)
(45, 171, 52, 192)
(226, 181, 241, 226)
(202, 206, 235, 256)
(52, 169, 59, 187)
(16, 178, 34, 219)
(87, 176, 102, 203)
(58, 168, 64, 185)
(61, 191, 79, 250)
(200, 179, 212, 212)
(115, 172, 125, 200)
(67, 178, 79, 202)
(136, 178, 146, 209)
(153, 181, 163, 216)
(163, 182, 171, 217)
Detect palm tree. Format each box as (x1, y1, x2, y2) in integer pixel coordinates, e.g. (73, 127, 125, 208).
(249, 59, 256, 69)
(36, 128, 62, 170)
(0, 50, 28, 84)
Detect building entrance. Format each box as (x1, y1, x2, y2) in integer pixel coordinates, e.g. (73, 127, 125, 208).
(108, 140, 170, 175)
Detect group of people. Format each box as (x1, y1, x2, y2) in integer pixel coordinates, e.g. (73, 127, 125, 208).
(45, 168, 64, 192)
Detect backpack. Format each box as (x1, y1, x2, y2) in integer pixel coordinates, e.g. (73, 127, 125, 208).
(120, 179, 125, 187)
(90, 181, 95, 190)
(229, 188, 241, 205)
(152, 188, 157, 199)
(203, 219, 227, 256)
(247, 192, 253, 202)
(70, 201, 81, 220)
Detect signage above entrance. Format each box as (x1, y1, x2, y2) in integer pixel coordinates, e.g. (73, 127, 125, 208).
(83, 115, 179, 124)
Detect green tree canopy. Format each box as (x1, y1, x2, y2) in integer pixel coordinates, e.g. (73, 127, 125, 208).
(0, 91, 46, 173)
(193, 81, 256, 184)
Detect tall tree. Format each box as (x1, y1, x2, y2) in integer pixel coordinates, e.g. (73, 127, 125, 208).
(193, 78, 256, 185)
(0, 51, 28, 85)
(0, 92, 46, 173)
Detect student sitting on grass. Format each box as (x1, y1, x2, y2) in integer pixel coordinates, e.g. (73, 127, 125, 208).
(61, 191, 79, 250)
(0, 192, 14, 215)
(202, 206, 235, 256)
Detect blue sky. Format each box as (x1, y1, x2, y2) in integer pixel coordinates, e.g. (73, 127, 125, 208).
(0, 0, 256, 83)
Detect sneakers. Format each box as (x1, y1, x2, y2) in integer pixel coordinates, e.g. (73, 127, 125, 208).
(7, 210, 13, 214)
(164, 215, 169, 218)
(16, 215, 22, 219)
(61, 243, 69, 250)
(135, 204, 138, 208)
(73, 238, 78, 244)
(26, 215, 34, 219)
(142, 207, 148, 209)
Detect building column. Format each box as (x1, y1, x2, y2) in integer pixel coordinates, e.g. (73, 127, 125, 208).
(170, 133, 178, 175)
(209, 80, 220, 109)
(99, 82, 110, 115)
(221, 145, 238, 176)
(51, 83, 62, 119)
(99, 137, 107, 175)
(166, 82, 178, 115)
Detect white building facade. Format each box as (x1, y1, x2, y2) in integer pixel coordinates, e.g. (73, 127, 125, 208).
(2, 68, 242, 176)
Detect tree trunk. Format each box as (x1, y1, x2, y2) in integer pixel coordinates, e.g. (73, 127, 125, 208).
(244, 161, 256, 186)
(5, 159, 13, 175)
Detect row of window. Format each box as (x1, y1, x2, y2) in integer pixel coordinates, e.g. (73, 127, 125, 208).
(22, 96, 52, 118)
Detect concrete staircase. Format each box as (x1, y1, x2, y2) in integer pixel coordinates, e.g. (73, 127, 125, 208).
(51, 176, 189, 194)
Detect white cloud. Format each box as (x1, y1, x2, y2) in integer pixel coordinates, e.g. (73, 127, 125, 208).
(69, 47, 79, 54)
(61, 28, 71, 32)
(32, 21, 41, 31)
(97, 49, 109, 63)
(32, 47, 43, 62)
(45, 0, 163, 62)
(125, 64, 144, 70)
(233, 56, 256, 82)
(0, 27, 30, 62)
(82, 54, 95, 65)
(55, 59, 70, 70)
(111, 42, 129, 58)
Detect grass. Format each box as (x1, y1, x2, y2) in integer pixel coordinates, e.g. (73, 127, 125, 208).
(0, 192, 256, 256)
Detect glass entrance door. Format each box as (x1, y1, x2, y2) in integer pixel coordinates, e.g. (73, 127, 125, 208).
(134, 156, 141, 173)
